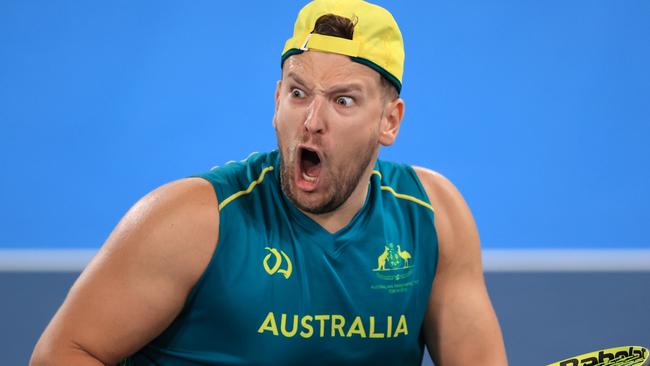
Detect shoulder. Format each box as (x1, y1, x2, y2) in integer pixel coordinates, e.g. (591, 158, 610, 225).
(104, 176, 220, 289)
(135, 177, 219, 227)
(124, 176, 219, 246)
(411, 166, 466, 216)
(411, 166, 480, 263)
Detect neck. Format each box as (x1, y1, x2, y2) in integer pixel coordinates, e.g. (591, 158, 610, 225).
(302, 159, 376, 233)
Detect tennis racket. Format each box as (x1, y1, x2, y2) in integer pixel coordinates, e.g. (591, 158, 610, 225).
(547, 345, 649, 366)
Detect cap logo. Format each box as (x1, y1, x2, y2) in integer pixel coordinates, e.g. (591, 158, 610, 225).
(300, 33, 313, 51)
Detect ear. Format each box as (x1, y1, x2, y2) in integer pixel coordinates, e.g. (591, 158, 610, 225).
(378, 98, 405, 146)
(272, 79, 282, 129)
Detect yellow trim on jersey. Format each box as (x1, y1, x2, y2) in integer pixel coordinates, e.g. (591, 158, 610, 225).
(380, 186, 434, 212)
(372, 169, 434, 213)
(219, 166, 274, 211)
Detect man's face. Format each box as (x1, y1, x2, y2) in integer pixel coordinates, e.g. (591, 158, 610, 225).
(273, 51, 390, 214)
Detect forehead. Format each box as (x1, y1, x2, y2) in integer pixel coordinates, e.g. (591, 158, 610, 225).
(282, 51, 381, 92)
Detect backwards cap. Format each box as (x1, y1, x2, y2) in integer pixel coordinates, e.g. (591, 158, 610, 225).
(281, 0, 404, 93)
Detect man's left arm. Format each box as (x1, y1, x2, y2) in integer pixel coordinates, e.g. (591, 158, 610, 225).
(414, 167, 507, 366)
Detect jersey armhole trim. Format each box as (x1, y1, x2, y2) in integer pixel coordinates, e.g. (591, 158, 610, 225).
(218, 166, 274, 211)
(372, 169, 435, 213)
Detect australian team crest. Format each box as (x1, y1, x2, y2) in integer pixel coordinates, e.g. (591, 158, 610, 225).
(372, 243, 415, 281)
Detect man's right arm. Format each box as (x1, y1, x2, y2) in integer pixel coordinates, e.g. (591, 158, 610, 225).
(30, 177, 219, 365)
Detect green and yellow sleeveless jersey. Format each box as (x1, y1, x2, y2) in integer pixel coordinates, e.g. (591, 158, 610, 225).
(126, 150, 439, 365)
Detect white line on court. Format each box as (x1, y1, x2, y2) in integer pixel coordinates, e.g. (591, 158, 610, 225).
(482, 249, 650, 272)
(0, 249, 97, 272)
(1, 249, 650, 272)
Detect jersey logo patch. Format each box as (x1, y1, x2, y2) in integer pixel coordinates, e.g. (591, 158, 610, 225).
(373, 243, 413, 272)
(263, 246, 293, 279)
(371, 243, 418, 293)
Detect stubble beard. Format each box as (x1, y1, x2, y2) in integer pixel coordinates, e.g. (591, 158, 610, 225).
(278, 135, 377, 215)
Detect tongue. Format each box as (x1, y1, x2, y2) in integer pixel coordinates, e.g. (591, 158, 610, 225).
(303, 159, 322, 178)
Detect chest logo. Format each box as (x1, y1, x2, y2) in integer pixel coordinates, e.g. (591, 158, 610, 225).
(263, 247, 293, 279)
(372, 243, 415, 282)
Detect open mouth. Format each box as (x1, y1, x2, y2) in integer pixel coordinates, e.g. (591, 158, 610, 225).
(297, 146, 322, 189)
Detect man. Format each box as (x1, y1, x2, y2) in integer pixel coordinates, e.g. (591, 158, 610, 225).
(31, 0, 507, 365)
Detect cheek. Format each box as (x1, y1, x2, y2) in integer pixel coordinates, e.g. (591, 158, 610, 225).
(344, 116, 379, 139)
(275, 107, 301, 150)
(276, 100, 305, 131)
(331, 124, 373, 155)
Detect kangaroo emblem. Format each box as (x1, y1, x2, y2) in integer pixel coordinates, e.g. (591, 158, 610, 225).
(375, 246, 389, 271)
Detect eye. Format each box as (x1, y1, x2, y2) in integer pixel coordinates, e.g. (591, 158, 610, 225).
(336, 96, 354, 107)
(291, 88, 306, 98)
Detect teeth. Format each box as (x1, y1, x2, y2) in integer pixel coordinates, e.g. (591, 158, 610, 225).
(302, 171, 317, 183)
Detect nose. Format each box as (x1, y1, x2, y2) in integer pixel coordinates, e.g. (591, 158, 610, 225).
(304, 96, 326, 134)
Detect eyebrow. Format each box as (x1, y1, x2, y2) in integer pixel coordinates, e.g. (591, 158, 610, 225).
(285, 72, 365, 94)
(286, 72, 310, 89)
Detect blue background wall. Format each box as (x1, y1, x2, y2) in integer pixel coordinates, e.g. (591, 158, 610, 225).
(2, 0, 649, 250)
(1, 0, 649, 365)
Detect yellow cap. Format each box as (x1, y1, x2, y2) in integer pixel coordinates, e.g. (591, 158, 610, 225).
(281, 0, 404, 93)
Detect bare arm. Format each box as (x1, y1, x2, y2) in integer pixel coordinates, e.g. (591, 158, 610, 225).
(30, 177, 219, 365)
(414, 167, 507, 366)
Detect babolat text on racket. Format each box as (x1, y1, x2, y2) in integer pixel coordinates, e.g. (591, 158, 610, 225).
(547, 345, 649, 366)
